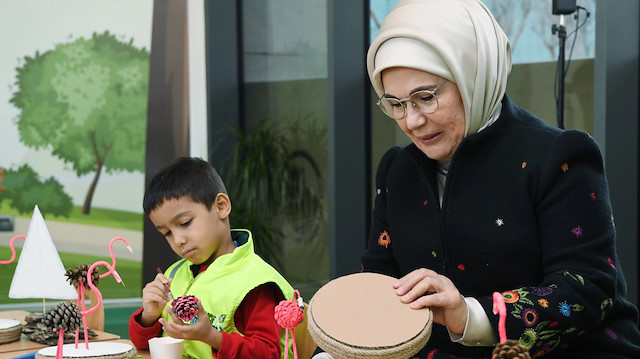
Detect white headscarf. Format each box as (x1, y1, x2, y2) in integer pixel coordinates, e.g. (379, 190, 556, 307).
(367, 0, 512, 136)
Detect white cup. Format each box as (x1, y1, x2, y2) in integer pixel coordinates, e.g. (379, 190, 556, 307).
(148, 336, 184, 359)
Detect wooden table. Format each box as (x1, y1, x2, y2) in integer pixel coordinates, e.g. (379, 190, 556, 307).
(0, 310, 129, 359)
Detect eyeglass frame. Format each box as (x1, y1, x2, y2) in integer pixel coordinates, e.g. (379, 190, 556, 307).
(376, 80, 448, 120)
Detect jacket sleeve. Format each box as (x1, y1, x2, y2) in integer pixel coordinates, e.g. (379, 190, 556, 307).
(216, 284, 283, 359)
(476, 130, 622, 354)
(361, 146, 402, 277)
(128, 307, 163, 349)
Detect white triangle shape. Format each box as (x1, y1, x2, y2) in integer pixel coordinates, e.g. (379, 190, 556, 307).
(9, 205, 77, 299)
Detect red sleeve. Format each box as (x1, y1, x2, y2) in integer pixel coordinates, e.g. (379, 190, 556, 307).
(128, 307, 163, 349)
(215, 283, 284, 359)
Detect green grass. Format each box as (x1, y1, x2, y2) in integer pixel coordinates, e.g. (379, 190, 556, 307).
(0, 202, 143, 231)
(0, 246, 142, 305)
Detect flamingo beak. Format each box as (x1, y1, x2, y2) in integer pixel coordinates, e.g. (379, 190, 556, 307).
(113, 270, 123, 284)
(127, 245, 133, 253)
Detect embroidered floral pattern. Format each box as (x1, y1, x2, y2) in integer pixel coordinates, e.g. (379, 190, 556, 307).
(504, 282, 596, 356)
(377, 230, 391, 248)
(522, 161, 527, 169)
(562, 271, 585, 285)
(496, 218, 504, 226)
(561, 162, 569, 172)
(605, 328, 618, 340)
(538, 299, 549, 308)
(523, 308, 539, 327)
(601, 298, 613, 320)
(503, 290, 520, 303)
(457, 264, 465, 271)
(559, 301, 571, 316)
(571, 226, 583, 237)
(532, 287, 553, 296)
(558, 301, 584, 317)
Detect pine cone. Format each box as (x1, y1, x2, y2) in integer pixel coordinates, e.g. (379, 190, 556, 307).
(65, 264, 100, 289)
(492, 339, 531, 359)
(172, 295, 199, 323)
(23, 306, 96, 345)
(42, 301, 82, 333)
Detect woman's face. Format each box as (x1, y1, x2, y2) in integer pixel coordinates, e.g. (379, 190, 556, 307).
(381, 67, 465, 162)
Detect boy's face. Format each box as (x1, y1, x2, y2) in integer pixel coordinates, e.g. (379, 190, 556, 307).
(149, 195, 234, 266)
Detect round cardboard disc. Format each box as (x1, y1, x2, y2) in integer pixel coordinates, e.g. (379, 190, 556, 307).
(36, 342, 136, 359)
(310, 272, 431, 348)
(0, 318, 21, 329)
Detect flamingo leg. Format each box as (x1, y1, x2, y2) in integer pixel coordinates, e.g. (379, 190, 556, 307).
(291, 329, 299, 359)
(56, 327, 65, 359)
(75, 281, 84, 349)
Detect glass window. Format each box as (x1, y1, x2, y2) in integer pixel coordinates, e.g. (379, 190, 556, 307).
(241, 0, 329, 298)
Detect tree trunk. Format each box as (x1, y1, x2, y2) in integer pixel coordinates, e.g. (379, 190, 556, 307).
(82, 161, 103, 215)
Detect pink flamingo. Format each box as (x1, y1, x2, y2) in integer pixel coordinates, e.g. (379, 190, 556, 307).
(74, 237, 132, 348)
(76, 260, 121, 351)
(0, 235, 26, 264)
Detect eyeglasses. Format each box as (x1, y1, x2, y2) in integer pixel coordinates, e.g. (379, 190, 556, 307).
(376, 80, 448, 120)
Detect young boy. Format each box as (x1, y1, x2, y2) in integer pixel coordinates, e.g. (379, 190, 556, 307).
(128, 157, 295, 358)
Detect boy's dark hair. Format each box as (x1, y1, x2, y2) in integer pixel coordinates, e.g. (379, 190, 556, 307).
(143, 157, 228, 214)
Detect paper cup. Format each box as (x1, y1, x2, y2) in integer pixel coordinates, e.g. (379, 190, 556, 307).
(148, 336, 184, 359)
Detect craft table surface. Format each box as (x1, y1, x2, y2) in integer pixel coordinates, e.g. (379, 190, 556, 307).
(0, 310, 121, 359)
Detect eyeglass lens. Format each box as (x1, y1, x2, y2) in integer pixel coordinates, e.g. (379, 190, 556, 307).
(378, 90, 439, 119)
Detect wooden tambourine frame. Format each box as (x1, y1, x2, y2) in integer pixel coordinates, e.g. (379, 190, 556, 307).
(308, 272, 433, 359)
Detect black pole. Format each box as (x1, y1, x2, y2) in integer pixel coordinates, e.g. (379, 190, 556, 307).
(552, 18, 567, 129)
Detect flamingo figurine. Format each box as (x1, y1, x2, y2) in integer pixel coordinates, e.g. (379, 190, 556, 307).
(74, 237, 132, 348)
(77, 260, 121, 351)
(0, 234, 26, 264)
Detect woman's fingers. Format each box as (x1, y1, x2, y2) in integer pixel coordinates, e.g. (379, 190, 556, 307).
(392, 268, 468, 334)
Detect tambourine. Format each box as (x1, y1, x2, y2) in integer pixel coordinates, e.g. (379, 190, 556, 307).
(308, 272, 433, 359)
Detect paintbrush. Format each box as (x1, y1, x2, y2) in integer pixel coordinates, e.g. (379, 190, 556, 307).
(157, 267, 175, 301)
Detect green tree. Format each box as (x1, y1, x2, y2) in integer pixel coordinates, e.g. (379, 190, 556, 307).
(10, 31, 149, 214)
(0, 164, 73, 217)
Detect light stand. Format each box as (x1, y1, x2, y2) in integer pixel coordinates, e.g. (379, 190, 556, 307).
(551, 0, 576, 130)
(552, 16, 568, 129)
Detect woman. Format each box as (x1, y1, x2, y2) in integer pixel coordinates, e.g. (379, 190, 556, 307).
(360, 0, 640, 357)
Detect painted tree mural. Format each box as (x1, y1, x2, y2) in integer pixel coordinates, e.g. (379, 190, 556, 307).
(0, 164, 73, 217)
(10, 31, 149, 214)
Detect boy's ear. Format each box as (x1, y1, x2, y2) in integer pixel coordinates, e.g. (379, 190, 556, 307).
(213, 193, 231, 219)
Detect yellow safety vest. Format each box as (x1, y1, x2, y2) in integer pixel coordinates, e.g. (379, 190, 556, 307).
(161, 229, 294, 358)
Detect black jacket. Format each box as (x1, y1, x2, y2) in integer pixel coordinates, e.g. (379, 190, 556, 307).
(362, 96, 640, 358)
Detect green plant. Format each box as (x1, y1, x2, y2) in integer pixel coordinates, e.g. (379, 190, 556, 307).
(220, 119, 323, 273)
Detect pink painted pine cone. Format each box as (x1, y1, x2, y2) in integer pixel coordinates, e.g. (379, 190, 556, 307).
(172, 295, 199, 323)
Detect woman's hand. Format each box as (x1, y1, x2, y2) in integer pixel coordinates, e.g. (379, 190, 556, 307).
(159, 300, 222, 350)
(394, 268, 468, 335)
(140, 273, 172, 326)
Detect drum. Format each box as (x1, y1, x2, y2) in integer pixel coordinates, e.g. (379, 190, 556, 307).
(308, 272, 433, 359)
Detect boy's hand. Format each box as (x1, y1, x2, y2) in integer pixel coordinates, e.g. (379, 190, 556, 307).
(140, 273, 172, 326)
(159, 300, 222, 350)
